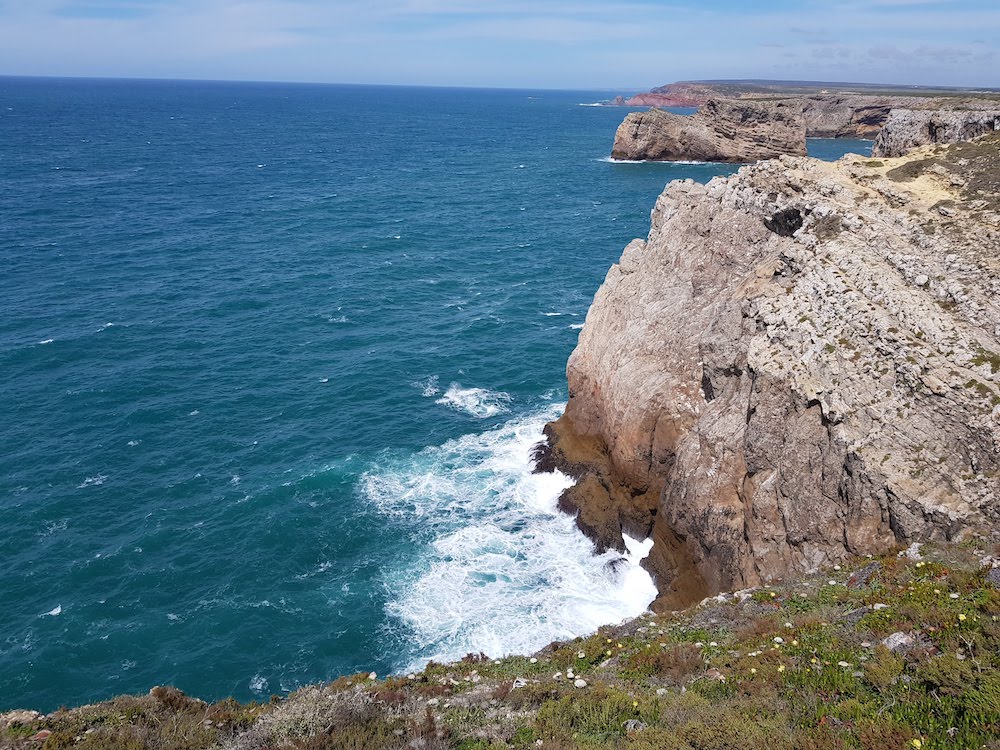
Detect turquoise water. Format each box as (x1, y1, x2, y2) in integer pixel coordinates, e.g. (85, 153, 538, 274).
(0, 78, 872, 711)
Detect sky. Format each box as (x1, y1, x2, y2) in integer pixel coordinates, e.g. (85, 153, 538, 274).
(0, 0, 997, 91)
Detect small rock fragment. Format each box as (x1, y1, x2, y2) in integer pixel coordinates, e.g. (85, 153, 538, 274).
(882, 632, 915, 653)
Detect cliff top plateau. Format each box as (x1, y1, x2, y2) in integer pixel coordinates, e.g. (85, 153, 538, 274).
(612, 80, 1000, 109)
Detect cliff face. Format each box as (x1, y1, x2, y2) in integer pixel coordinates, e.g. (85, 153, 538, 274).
(872, 108, 1000, 157)
(546, 135, 1000, 609)
(611, 99, 807, 163)
(800, 96, 892, 138)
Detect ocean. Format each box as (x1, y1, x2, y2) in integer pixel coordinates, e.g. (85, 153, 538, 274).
(0, 77, 872, 711)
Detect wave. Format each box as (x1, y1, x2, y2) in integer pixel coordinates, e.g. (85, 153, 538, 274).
(361, 404, 657, 670)
(435, 383, 511, 418)
(416, 375, 441, 398)
(596, 156, 713, 165)
(577, 103, 610, 107)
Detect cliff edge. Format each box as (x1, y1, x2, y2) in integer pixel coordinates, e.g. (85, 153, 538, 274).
(611, 99, 807, 163)
(872, 108, 1000, 157)
(545, 135, 1000, 609)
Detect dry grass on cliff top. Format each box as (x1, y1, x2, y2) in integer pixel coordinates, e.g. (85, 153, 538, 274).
(3, 541, 1000, 750)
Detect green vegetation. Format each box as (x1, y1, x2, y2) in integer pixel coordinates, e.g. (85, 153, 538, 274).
(2, 543, 999, 749)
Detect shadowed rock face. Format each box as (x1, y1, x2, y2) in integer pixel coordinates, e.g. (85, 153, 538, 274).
(872, 109, 1000, 157)
(544, 136, 1000, 610)
(611, 99, 807, 163)
(800, 96, 893, 139)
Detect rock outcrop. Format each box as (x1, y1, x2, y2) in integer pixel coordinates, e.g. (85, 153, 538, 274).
(800, 96, 893, 139)
(872, 108, 1000, 157)
(611, 99, 807, 163)
(610, 80, 1000, 141)
(544, 135, 1000, 610)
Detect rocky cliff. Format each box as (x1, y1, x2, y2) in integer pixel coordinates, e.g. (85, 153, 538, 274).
(872, 108, 1000, 157)
(799, 96, 893, 139)
(544, 135, 1000, 610)
(611, 99, 807, 163)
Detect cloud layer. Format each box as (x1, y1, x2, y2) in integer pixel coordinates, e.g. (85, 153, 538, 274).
(0, 0, 997, 89)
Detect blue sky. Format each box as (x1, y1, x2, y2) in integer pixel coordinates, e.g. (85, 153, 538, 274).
(0, 0, 996, 90)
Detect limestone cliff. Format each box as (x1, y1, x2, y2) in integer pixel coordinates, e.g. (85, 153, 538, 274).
(800, 96, 892, 139)
(544, 135, 1000, 610)
(872, 108, 1000, 157)
(611, 99, 806, 163)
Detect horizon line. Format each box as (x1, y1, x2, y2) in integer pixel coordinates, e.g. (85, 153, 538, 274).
(2, 73, 996, 94)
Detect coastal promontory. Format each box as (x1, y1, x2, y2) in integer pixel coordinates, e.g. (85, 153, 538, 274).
(546, 134, 1000, 608)
(611, 99, 807, 163)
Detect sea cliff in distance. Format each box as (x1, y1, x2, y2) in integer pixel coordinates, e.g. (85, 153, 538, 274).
(609, 79, 1000, 112)
(606, 79, 1000, 163)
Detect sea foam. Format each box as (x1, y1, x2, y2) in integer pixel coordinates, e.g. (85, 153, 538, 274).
(362, 403, 657, 670)
(435, 383, 511, 418)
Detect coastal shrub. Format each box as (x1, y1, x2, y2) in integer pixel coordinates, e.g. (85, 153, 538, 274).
(631, 694, 793, 750)
(863, 645, 904, 693)
(625, 643, 703, 683)
(506, 681, 563, 710)
(150, 686, 202, 714)
(964, 673, 1000, 720)
(207, 697, 268, 733)
(854, 721, 916, 750)
(534, 685, 643, 745)
(918, 653, 976, 697)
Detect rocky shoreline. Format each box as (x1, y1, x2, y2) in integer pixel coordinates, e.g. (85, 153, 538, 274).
(543, 133, 1000, 613)
(609, 80, 1000, 162)
(3, 541, 998, 749)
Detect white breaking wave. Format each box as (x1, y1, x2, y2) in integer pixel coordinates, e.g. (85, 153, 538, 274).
(416, 375, 441, 398)
(596, 156, 714, 165)
(569, 323, 585, 330)
(362, 404, 657, 670)
(435, 383, 511, 418)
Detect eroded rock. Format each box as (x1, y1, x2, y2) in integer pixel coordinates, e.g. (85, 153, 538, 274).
(872, 109, 1000, 157)
(611, 99, 807, 163)
(545, 136, 1000, 609)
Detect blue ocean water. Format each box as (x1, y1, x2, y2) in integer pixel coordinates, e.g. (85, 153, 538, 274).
(0, 78, 872, 712)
